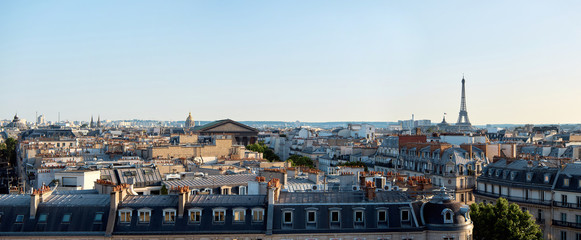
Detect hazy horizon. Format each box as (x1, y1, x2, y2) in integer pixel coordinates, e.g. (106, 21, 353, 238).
(2, 1, 580, 124)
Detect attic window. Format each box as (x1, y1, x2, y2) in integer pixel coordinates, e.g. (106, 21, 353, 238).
(544, 174, 551, 183)
(163, 209, 176, 224)
(401, 209, 410, 222)
(510, 172, 517, 180)
(563, 178, 570, 187)
(189, 209, 202, 223)
(442, 208, 454, 224)
(123, 171, 137, 177)
(495, 169, 501, 177)
(526, 172, 533, 182)
(503, 170, 509, 179)
(233, 208, 246, 222)
(138, 209, 151, 223)
(143, 169, 153, 175)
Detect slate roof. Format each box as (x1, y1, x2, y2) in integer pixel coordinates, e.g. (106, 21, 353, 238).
(188, 194, 266, 206)
(41, 194, 110, 207)
(120, 195, 179, 207)
(277, 191, 410, 204)
(163, 174, 257, 188)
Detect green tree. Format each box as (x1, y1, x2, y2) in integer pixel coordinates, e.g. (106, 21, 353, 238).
(246, 142, 280, 162)
(0, 137, 17, 167)
(286, 155, 314, 168)
(470, 198, 543, 240)
(160, 185, 168, 195)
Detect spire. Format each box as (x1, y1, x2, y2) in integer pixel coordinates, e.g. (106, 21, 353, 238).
(97, 115, 101, 128)
(90, 115, 94, 128)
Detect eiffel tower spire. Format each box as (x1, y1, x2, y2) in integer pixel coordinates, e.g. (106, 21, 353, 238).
(456, 76, 471, 126)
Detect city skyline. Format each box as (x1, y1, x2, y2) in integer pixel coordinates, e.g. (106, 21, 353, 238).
(2, 1, 581, 124)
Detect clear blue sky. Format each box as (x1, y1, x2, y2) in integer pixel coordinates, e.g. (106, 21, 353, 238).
(1, 1, 580, 124)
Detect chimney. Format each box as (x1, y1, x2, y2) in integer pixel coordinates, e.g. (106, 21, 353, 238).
(178, 186, 190, 218)
(106, 184, 129, 237)
(365, 181, 376, 201)
(30, 184, 54, 219)
(267, 178, 281, 204)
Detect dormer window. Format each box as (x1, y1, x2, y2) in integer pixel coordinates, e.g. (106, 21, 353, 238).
(233, 208, 246, 222)
(119, 209, 132, 223)
(526, 172, 533, 182)
(239, 186, 247, 195)
(354, 210, 364, 223)
(213, 208, 226, 223)
(138, 208, 151, 223)
(442, 209, 454, 224)
(488, 169, 494, 177)
(401, 209, 410, 222)
(252, 208, 264, 222)
(495, 169, 501, 177)
(188, 208, 202, 223)
(510, 172, 517, 180)
(563, 178, 570, 187)
(163, 209, 176, 224)
(16, 215, 24, 223)
(544, 174, 551, 184)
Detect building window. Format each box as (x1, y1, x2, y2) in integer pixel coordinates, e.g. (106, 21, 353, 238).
(15, 215, 24, 223)
(330, 210, 341, 223)
(307, 210, 316, 224)
(561, 231, 567, 240)
(378, 210, 387, 223)
(283, 211, 293, 224)
(575, 233, 581, 240)
(189, 209, 202, 223)
(119, 209, 132, 223)
(38, 213, 48, 223)
(94, 212, 104, 222)
(576, 215, 581, 224)
(564, 178, 570, 187)
(62, 213, 71, 223)
(526, 172, 533, 182)
(239, 186, 247, 195)
(252, 208, 264, 222)
(213, 208, 225, 223)
(561, 213, 567, 222)
(233, 208, 246, 222)
(544, 174, 550, 183)
(354, 210, 363, 223)
(401, 209, 410, 222)
(163, 209, 176, 224)
(138, 209, 151, 223)
(442, 209, 454, 224)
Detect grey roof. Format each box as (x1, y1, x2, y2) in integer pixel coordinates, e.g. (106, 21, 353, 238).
(120, 195, 179, 207)
(163, 174, 257, 188)
(41, 194, 110, 207)
(188, 194, 266, 206)
(277, 191, 410, 204)
(0, 195, 30, 206)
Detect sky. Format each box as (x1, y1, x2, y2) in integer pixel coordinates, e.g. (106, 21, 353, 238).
(1, 1, 580, 124)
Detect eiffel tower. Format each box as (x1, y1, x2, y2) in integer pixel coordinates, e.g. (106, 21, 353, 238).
(456, 76, 472, 127)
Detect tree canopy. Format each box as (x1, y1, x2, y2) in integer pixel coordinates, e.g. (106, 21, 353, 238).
(0, 138, 17, 167)
(286, 155, 314, 168)
(246, 142, 280, 162)
(470, 198, 543, 240)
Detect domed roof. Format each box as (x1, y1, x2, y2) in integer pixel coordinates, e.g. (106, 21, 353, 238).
(6, 114, 27, 130)
(420, 188, 471, 230)
(185, 112, 195, 128)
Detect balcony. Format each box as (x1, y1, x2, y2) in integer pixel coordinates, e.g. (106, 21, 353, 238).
(552, 201, 581, 210)
(552, 220, 581, 229)
(473, 190, 552, 206)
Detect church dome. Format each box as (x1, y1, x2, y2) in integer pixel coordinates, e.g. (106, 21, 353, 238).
(6, 114, 27, 130)
(185, 112, 195, 128)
